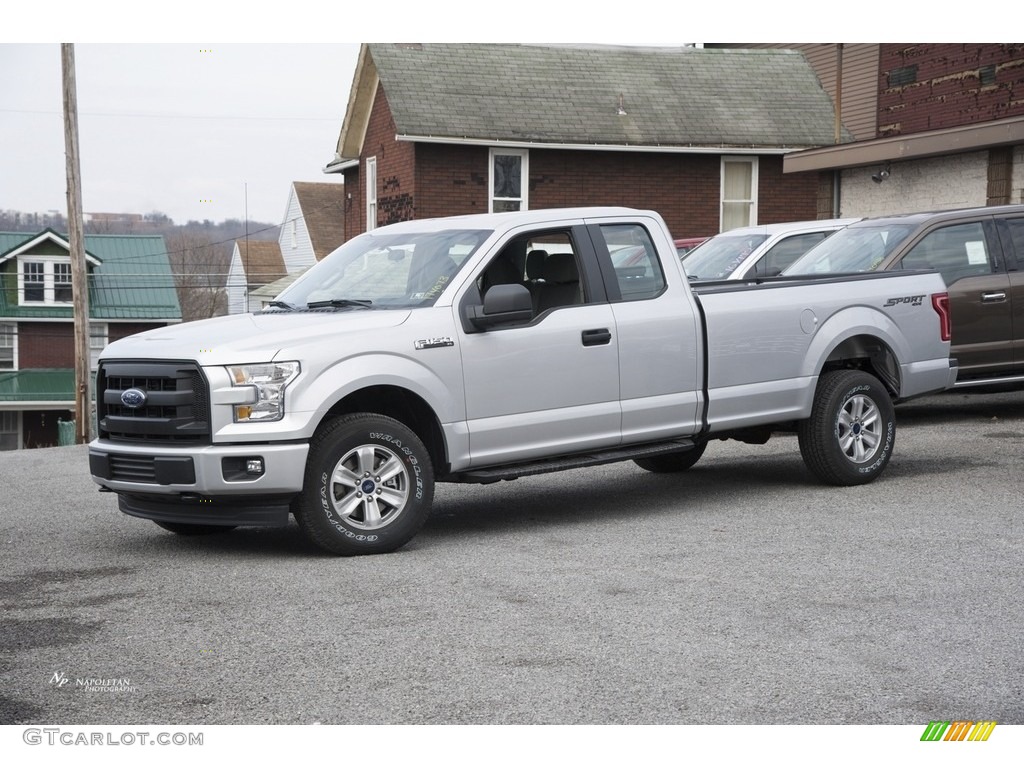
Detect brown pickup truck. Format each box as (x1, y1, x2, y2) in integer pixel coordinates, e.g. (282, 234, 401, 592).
(785, 204, 1024, 388)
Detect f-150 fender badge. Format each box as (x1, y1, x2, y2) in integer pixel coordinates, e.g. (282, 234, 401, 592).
(414, 337, 455, 350)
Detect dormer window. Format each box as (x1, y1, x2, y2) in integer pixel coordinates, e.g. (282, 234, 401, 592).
(18, 256, 74, 305)
(23, 261, 45, 302)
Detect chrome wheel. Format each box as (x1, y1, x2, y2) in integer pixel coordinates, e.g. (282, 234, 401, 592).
(328, 443, 410, 531)
(837, 393, 882, 463)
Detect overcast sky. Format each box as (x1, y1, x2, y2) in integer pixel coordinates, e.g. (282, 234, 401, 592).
(1, 43, 360, 225)
(2, 6, 960, 227)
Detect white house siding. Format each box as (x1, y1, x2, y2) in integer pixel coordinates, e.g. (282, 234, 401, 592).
(225, 246, 248, 315)
(839, 152, 990, 218)
(280, 186, 317, 274)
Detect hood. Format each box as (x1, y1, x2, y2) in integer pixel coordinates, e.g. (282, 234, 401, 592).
(101, 309, 412, 366)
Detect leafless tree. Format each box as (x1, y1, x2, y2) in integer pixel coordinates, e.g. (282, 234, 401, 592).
(165, 229, 231, 321)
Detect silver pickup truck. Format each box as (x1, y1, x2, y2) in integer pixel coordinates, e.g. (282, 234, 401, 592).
(88, 207, 956, 555)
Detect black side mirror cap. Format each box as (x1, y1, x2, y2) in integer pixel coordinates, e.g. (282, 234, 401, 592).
(466, 283, 534, 330)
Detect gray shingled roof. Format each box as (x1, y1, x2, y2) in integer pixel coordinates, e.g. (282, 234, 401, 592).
(367, 43, 846, 149)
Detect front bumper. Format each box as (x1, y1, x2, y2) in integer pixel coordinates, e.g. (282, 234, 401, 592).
(89, 439, 310, 525)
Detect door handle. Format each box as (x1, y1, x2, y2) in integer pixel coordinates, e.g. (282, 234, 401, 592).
(981, 292, 1007, 303)
(581, 328, 612, 346)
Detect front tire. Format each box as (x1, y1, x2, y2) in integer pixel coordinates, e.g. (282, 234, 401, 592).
(798, 369, 895, 486)
(294, 413, 434, 556)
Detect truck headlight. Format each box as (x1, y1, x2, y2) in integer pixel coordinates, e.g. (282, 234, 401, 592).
(226, 362, 300, 422)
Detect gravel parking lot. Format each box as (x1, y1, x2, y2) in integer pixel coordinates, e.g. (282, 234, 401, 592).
(1, 389, 1022, 727)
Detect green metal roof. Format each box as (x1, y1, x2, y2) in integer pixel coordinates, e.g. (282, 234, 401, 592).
(0, 369, 75, 403)
(0, 229, 182, 321)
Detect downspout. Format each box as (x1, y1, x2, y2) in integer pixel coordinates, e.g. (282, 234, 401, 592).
(833, 43, 844, 217)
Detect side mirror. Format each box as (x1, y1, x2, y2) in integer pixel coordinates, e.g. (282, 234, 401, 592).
(466, 283, 534, 330)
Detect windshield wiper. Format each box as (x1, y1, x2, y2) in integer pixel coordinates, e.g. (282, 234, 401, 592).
(266, 300, 297, 310)
(305, 298, 374, 310)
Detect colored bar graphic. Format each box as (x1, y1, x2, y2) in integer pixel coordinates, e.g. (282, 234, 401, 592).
(920, 720, 996, 742)
(921, 721, 949, 741)
(945, 721, 973, 741)
(968, 722, 997, 741)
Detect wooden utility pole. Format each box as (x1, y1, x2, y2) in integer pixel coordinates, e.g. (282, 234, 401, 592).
(61, 43, 92, 444)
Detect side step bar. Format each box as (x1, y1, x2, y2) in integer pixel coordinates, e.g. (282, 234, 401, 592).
(450, 438, 697, 483)
(952, 373, 1024, 389)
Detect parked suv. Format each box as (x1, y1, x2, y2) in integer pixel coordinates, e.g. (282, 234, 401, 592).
(785, 204, 1024, 387)
(681, 218, 860, 280)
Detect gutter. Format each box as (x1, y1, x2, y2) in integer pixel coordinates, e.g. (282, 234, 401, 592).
(394, 134, 804, 156)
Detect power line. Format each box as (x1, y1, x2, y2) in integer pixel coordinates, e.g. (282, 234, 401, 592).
(0, 107, 337, 122)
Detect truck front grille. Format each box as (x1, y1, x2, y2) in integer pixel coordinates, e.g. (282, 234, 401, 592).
(97, 361, 211, 445)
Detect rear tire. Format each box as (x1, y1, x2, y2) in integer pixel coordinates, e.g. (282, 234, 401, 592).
(798, 369, 895, 486)
(294, 413, 434, 556)
(634, 441, 707, 473)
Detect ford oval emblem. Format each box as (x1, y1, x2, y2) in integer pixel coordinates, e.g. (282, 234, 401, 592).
(120, 388, 148, 408)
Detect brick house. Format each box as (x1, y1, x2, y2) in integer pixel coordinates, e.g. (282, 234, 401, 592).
(226, 181, 347, 313)
(323, 44, 846, 239)
(718, 44, 1024, 216)
(0, 229, 181, 449)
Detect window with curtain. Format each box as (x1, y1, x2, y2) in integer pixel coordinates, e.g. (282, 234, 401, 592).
(721, 157, 758, 231)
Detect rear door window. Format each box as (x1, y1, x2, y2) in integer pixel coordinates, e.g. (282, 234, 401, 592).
(600, 224, 666, 301)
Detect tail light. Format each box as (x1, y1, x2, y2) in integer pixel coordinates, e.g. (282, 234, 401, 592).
(931, 292, 951, 342)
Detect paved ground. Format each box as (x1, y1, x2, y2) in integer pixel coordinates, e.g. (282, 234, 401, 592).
(1, 389, 1022, 726)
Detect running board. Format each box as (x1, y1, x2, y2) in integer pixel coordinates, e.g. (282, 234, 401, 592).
(952, 373, 1024, 389)
(450, 438, 697, 483)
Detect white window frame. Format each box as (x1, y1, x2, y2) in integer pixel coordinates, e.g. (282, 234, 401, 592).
(489, 148, 529, 213)
(16, 255, 74, 306)
(720, 156, 759, 231)
(366, 156, 378, 231)
(0, 321, 16, 371)
(89, 322, 108, 371)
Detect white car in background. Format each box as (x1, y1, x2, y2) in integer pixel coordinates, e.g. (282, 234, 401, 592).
(681, 218, 861, 281)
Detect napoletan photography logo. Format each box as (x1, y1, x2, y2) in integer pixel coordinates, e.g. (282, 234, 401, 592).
(50, 671, 138, 694)
(920, 720, 997, 742)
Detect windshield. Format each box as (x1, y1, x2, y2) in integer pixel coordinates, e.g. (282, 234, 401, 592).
(784, 223, 918, 274)
(681, 233, 770, 279)
(274, 228, 490, 309)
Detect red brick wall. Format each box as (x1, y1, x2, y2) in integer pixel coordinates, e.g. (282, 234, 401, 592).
(367, 87, 416, 227)
(879, 44, 1024, 136)
(756, 157, 821, 224)
(19, 323, 73, 368)
(18, 322, 168, 368)
(108, 323, 164, 343)
(416, 146, 819, 237)
(414, 144, 489, 219)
